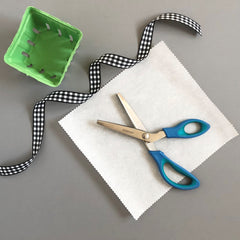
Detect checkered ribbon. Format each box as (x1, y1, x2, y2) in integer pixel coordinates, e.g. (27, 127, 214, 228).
(0, 13, 201, 176)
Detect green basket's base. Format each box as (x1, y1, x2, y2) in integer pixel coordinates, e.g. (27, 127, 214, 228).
(25, 30, 75, 86)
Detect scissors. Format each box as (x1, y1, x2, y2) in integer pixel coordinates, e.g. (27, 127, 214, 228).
(97, 93, 210, 190)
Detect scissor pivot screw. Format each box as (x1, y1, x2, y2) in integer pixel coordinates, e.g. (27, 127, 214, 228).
(142, 133, 150, 140)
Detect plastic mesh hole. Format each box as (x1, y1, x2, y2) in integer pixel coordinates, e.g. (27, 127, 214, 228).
(58, 29, 62, 36)
(39, 69, 44, 73)
(69, 35, 73, 42)
(33, 28, 40, 34)
(46, 23, 50, 30)
(22, 52, 30, 58)
(27, 64, 33, 68)
(51, 75, 56, 79)
(27, 40, 35, 46)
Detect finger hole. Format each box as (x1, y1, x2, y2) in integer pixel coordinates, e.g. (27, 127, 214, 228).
(184, 122, 201, 134)
(163, 163, 192, 185)
(163, 163, 185, 181)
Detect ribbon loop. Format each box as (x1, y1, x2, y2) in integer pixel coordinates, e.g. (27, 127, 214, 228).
(0, 13, 201, 175)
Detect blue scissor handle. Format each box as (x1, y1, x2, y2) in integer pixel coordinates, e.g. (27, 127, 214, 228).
(162, 119, 210, 138)
(149, 150, 200, 190)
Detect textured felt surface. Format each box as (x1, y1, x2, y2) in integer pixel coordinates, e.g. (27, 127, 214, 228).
(59, 42, 238, 219)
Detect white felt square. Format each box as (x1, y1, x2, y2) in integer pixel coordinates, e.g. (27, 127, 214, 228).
(59, 42, 238, 219)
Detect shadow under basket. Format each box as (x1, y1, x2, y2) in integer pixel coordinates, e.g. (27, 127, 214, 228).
(4, 6, 83, 87)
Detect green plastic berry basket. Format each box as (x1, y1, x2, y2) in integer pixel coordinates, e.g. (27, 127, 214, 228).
(4, 6, 83, 87)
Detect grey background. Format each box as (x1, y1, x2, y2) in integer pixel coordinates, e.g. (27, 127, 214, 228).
(0, 0, 239, 239)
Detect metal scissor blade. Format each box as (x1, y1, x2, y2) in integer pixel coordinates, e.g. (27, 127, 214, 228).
(97, 120, 147, 141)
(116, 93, 157, 151)
(117, 93, 147, 131)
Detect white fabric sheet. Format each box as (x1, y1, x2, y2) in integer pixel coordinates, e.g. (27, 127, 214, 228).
(59, 41, 238, 220)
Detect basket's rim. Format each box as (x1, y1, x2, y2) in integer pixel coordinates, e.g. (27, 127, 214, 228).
(4, 6, 83, 87)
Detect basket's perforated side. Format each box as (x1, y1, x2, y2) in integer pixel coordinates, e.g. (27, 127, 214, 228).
(21, 27, 76, 84)
(0, 13, 201, 176)
(4, 7, 83, 87)
(22, 9, 81, 86)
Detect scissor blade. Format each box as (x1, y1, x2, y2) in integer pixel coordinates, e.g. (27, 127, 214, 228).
(97, 120, 147, 141)
(116, 93, 157, 151)
(117, 93, 147, 131)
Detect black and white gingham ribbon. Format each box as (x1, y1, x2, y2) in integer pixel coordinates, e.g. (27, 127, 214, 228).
(0, 13, 201, 176)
